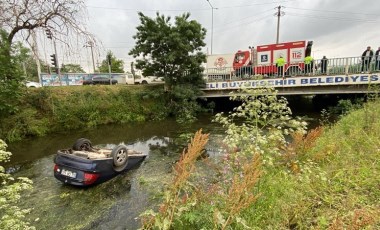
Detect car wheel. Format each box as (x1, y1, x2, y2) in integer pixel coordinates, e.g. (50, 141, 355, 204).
(111, 144, 129, 172)
(72, 138, 93, 151)
(142, 80, 148, 84)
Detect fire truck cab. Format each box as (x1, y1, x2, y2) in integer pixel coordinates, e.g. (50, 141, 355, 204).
(233, 40, 313, 76)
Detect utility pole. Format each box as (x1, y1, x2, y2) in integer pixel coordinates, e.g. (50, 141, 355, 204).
(46, 29, 61, 85)
(275, 6, 285, 44)
(206, 0, 217, 54)
(53, 41, 62, 85)
(85, 41, 96, 73)
(131, 62, 136, 84)
(52, 40, 60, 76)
(31, 31, 41, 84)
(107, 54, 112, 85)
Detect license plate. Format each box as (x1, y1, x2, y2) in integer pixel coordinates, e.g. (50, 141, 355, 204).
(61, 169, 77, 178)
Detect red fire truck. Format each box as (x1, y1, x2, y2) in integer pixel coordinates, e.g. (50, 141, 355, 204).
(233, 40, 313, 76)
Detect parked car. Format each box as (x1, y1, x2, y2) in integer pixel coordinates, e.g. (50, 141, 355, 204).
(25, 81, 42, 88)
(53, 138, 148, 187)
(125, 74, 164, 84)
(83, 76, 118, 85)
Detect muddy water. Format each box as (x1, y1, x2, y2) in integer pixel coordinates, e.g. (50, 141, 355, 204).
(7, 116, 226, 230)
(7, 105, 320, 230)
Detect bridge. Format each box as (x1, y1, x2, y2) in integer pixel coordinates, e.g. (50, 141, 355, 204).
(202, 56, 380, 97)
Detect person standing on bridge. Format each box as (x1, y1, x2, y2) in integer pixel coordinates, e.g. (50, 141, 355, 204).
(304, 55, 314, 75)
(320, 56, 328, 74)
(276, 55, 285, 78)
(375, 47, 380, 71)
(361, 46, 373, 73)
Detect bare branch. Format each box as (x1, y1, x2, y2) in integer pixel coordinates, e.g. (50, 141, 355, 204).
(0, 0, 97, 49)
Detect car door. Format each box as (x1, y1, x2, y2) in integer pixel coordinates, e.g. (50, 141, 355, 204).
(100, 76, 108, 85)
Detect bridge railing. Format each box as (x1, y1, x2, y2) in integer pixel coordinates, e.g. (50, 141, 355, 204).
(204, 56, 380, 82)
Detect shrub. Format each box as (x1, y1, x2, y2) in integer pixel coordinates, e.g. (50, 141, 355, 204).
(0, 139, 34, 229)
(140, 87, 308, 229)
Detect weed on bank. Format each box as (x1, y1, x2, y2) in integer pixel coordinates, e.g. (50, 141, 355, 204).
(0, 85, 167, 142)
(140, 87, 380, 229)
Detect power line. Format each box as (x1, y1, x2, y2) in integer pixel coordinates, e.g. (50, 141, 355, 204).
(286, 12, 378, 23)
(104, 46, 133, 48)
(212, 8, 273, 29)
(86, 1, 296, 12)
(216, 0, 296, 9)
(86, 5, 208, 12)
(213, 13, 273, 34)
(285, 7, 379, 16)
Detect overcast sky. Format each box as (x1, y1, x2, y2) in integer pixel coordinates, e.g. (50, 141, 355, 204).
(51, 0, 380, 72)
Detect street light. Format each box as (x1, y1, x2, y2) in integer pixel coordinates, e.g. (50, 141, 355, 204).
(84, 41, 96, 73)
(206, 0, 217, 54)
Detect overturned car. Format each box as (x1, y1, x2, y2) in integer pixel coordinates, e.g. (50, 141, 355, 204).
(54, 138, 148, 187)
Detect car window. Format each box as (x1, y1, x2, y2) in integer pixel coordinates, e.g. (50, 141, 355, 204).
(93, 76, 107, 80)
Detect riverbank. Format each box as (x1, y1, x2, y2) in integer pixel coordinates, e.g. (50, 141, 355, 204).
(142, 95, 380, 229)
(242, 99, 380, 228)
(0, 85, 167, 142)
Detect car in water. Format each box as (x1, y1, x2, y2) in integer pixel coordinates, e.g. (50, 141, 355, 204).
(82, 76, 118, 85)
(53, 138, 148, 187)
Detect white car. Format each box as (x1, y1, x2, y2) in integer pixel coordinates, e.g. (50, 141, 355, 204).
(25, 81, 42, 88)
(124, 74, 164, 84)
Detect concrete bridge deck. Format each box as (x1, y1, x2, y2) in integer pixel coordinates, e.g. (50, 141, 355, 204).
(202, 56, 380, 97)
(203, 73, 380, 97)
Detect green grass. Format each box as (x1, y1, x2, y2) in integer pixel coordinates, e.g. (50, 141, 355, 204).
(241, 100, 380, 229)
(0, 85, 167, 142)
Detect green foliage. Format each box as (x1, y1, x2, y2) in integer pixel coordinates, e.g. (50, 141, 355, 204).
(141, 130, 210, 230)
(129, 12, 206, 87)
(97, 51, 124, 73)
(168, 84, 205, 123)
(214, 87, 307, 164)
(329, 98, 364, 117)
(0, 139, 34, 229)
(287, 99, 380, 229)
(4, 108, 49, 142)
(60, 63, 85, 73)
(129, 12, 206, 122)
(319, 98, 365, 126)
(0, 29, 25, 119)
(0, 85, 168, 142)
(141, 87, 308, 229)
(12, 42, 39, 81)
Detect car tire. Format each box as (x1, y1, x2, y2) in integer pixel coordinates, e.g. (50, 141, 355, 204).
(142, 80, 148, 84)
(72, 138, 93, 151)
(111, 144, 129, 172)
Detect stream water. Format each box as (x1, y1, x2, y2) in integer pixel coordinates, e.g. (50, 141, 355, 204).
(7, 116, 227, 230)
(6, 99, 321, 229)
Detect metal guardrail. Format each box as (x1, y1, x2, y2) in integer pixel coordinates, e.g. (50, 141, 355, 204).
(204, 56, 380, 82)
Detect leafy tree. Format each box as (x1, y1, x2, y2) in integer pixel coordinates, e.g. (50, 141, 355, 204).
(129, 12, 206, 88)
(97, 51, 124, 73)
(12, 43, 39, 81)
(0, 139, 34, 229)
(0, 29, 24, 119)
(61, 63, 85, 73)
(129, 12, 207, 123)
